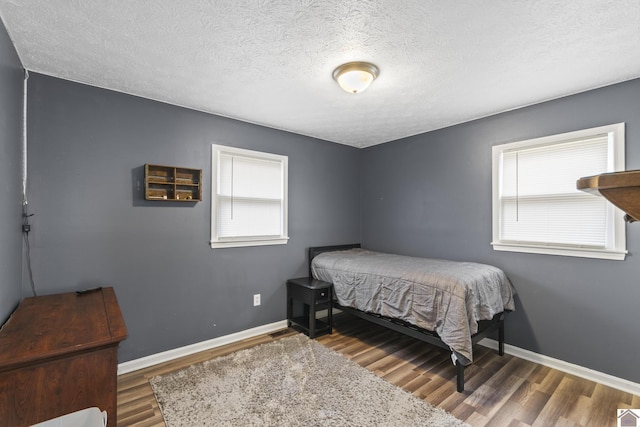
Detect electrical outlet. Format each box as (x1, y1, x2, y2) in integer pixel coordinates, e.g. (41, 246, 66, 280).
(253, 294, 261, 306)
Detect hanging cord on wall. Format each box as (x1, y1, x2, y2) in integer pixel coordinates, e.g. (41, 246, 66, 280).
(22, 70, 28, 197)
(22, 206, 36, 297)
(22, 69, 36, 296)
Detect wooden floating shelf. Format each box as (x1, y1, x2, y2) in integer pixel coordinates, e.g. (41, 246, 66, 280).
(577, 170, 640, 222)
(144, 164, 202, 202)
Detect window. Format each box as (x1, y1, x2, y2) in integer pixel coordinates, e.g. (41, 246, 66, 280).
(491, 123, 626, 260)
(211, 144, 288, 248)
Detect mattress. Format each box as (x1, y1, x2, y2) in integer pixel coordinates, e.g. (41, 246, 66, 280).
(311, 248, 516, 364)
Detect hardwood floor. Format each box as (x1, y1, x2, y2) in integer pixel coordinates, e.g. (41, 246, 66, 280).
(117, 315, 639, 426)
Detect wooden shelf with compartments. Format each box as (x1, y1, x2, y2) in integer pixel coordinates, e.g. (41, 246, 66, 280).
(144, 164, 202, 202)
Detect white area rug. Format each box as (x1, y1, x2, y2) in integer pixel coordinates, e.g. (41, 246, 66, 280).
(150, 334, 469, 426)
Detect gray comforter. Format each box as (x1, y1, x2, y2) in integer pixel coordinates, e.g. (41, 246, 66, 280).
(311, 248, 516, 364)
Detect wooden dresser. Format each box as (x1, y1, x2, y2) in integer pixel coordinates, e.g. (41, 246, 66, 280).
(0, 287, 127, 426)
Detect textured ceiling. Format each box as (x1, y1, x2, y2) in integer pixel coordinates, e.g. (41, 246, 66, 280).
(0, 1, 639, 148)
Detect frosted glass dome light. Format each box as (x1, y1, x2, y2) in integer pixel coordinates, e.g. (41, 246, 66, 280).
(332, 62, 379, 94)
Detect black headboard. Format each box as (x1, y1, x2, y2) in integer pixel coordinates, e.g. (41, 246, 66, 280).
(308, 244, 361, 278)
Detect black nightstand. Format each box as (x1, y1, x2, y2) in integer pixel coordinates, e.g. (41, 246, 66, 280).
(286, 277, 333, 338)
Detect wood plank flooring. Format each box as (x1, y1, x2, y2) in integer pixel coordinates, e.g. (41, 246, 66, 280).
(117, 315, 639, 426)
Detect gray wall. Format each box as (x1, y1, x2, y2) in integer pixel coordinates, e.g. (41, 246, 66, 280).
(361, 78, 640, 383)
(0, 18, 24, 324)
(19, 66, 640, 383)
(26, 73, 361, 362)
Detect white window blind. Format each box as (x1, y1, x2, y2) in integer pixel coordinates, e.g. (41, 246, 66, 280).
(211, 145, 288, 248)
(492, 123, 626, 260)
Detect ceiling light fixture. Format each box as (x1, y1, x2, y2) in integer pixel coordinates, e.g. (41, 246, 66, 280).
(332, 61, 379, 94)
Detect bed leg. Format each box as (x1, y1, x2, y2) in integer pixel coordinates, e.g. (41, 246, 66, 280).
(498, 316, 505, 356)
(456, 360, 464, 392)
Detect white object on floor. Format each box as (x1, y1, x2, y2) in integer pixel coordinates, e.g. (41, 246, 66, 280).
(30, 407, 107, 427)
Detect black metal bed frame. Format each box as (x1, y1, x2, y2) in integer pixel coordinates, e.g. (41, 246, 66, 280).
(308, 244, 506, 392)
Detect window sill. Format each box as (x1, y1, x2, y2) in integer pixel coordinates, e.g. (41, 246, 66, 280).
(210, 237, 289, 249)
(491, 242, 626, 261)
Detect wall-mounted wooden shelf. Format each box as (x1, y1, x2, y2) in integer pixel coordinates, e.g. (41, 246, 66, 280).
(577, 170, 640, 222)
(145, 164, 202, 202)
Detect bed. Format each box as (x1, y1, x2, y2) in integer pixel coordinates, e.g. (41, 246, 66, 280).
(309, 244, 516, 392)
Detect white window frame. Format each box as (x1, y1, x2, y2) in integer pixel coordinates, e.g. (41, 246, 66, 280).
(491, 123, 626, 260)
(211, 144, 288, 249)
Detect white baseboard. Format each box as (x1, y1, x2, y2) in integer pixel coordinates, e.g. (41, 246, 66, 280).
(479, 338, 640, 396)
(117, 320, 288, 375)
